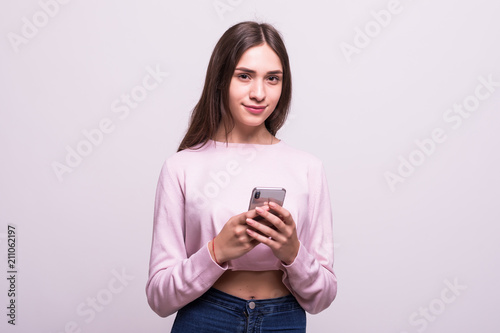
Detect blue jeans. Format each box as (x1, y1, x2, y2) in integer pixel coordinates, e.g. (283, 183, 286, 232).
(171, 288, 306, 333)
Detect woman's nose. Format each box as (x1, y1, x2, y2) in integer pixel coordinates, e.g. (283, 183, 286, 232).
(249, 80, 265, 102)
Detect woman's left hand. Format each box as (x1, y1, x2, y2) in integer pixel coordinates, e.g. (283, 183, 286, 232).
(245, 201, 300, 265)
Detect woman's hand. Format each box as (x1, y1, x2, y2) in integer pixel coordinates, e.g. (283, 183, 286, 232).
(211, 207, 270, 264)
(245, 202, 300, 265)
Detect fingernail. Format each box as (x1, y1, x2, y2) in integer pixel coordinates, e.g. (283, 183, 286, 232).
(246, 218, 253, 224)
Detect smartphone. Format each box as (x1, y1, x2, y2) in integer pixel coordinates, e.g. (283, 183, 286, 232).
(248, 187, 286, 220)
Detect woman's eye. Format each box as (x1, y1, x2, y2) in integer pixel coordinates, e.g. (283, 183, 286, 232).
(238, 74, 250, 80)
(268, 76, 280, 83)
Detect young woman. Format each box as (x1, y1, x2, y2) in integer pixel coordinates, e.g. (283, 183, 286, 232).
(146, 21, 337, 332)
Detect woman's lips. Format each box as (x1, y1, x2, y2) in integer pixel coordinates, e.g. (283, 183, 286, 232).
(244, 105, 266, 114)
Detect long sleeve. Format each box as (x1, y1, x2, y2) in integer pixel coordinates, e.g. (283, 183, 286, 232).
(145, 159, 227, 318)
(281, 161, 337, 314)
(146, 142, 337, 317)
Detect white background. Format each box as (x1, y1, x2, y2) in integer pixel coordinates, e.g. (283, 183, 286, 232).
(1, 0, 499, 332)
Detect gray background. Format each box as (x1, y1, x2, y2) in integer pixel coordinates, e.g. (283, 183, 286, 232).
(1, 0, 499, 332)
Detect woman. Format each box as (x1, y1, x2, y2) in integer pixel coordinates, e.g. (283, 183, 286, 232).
(146, 21, 337, 332)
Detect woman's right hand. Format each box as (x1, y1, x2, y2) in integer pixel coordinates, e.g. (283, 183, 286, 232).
(210, 207, 269, 264)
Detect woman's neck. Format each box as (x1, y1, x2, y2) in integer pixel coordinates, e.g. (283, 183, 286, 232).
(214, 124, 276, 145)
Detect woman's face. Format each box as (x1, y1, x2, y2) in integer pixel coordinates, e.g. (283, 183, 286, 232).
(228, 43, 283, 131)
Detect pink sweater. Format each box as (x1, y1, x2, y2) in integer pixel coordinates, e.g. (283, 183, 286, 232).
(146, 140, 337, 317)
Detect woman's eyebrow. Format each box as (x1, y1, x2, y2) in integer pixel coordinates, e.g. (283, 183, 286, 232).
(235, 67, 283, 75)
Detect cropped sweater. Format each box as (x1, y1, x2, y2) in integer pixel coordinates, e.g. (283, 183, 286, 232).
(146, 140, 337, 317)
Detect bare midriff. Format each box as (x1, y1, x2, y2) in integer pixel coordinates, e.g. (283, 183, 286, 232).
(212, 270, 290, 300)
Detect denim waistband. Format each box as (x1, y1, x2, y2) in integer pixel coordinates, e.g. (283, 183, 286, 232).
(199, 287, 302, 314)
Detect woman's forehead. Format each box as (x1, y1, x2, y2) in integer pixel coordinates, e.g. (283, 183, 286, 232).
(235, 44, 283, 73)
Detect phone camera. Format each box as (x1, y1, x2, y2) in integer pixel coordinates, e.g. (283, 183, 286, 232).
(254, 191, 260, 199)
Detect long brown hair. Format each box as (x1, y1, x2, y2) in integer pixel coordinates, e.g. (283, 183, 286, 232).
(177, 21, 292, 152)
